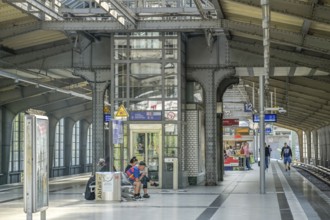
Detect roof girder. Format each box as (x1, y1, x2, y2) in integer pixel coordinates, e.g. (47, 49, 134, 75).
(242, 78, 330, 105)
(227, 0, 330, 24)
(230, 41, 330, 72)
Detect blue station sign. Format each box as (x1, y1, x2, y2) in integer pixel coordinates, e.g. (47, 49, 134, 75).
(253, 114, 277, 122)
(104, 114, 111, 122)
(129, 111, 162, 121)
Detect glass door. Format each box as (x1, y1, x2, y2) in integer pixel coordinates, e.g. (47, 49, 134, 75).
(130, 125, 161, 187)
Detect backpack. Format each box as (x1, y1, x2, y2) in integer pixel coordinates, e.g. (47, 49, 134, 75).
(84, 176, 95, 200)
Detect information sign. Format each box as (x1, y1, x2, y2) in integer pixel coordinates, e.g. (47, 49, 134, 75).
(24, 115, 49, 216)
(244, 102, 253, 112)
(253, 114, 277, 122)
(223, 119, 239, 126)
(129, 111, 162, 121)
(104, 114, 111, 122)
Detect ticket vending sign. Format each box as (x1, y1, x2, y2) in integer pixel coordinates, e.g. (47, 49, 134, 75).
(24, 115, 49, 220)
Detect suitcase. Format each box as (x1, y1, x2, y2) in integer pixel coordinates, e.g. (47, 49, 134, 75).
(84, 175, 96, 200)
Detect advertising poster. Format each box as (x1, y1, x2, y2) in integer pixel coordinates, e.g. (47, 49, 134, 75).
(34, 117, 49, 212)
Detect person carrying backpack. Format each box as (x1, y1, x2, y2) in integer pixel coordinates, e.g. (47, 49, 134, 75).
(281, 142, 292, 171)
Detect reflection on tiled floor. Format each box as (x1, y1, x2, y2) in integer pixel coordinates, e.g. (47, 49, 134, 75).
(1, 161, 330, 220)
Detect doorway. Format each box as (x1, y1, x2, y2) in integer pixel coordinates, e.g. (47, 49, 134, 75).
(130, 124, 162, 187)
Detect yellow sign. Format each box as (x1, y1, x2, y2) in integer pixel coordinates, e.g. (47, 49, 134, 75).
(103, 106, 110, 113)
(115, 105, 129, 117)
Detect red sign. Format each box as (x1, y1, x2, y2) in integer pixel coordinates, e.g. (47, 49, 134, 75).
(223, 119, 239, 126)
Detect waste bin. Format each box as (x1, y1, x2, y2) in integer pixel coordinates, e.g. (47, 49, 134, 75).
(95, 172, 121, 201)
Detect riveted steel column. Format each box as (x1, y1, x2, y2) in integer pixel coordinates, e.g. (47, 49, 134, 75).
(312, 130, 318, 165)
(204, 70, 217, 185)
(74, 70, 110, 173)
(260, 0, 270, 194)
(306, 130, 312, 164)
(187, 68, 235, 186)
(92, 80, 107, 173)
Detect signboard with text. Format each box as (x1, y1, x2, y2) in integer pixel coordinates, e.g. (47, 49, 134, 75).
(129, 111, 162, 121)
(223, 119, 239, 126)
(24, 115, 49, 214)
(253, 114, 277, 122)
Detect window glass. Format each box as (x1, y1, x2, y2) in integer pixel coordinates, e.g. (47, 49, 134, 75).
(9, 112, 25, 173)
(130, 100, 162, 110)
(131, 63, 161, 75)
(54, 118, 64, 167)
(130, 50, 162, 60)
(71, 121, 80, 166)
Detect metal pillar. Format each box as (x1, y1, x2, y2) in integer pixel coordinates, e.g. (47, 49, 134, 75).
(312, 130, 319, 165)
(306, 130, 312, 164)
(187, 68, 235, 186)
(204, 71, 217, 185)
(297, 130, 304, 162)
(259, 0, 270, 194)
(74, 70, 110, 173)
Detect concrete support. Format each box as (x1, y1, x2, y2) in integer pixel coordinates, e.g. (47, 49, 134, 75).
(187, 68, 235, 185)
(0, 108, 15, 184)
(306, 130, 312, 164)
(74, 70, 110, 173)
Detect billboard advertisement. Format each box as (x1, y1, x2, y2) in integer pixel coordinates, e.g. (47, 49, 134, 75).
(24, 115, 49, 214)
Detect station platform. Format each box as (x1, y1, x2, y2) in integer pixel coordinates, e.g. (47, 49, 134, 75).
(1, 160, 330, 220)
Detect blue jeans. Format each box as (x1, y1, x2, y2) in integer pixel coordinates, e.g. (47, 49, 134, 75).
(140, 176, 149, 189)
(246, 156, 251, 169)
(265, 156, 269, 169)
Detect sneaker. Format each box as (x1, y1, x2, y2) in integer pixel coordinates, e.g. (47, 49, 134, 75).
(143, 194, 150, 198)
(133, 195, 142, 200)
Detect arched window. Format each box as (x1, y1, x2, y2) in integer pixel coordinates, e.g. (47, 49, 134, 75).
(9, 112, 25, 173)
(86, 124, 92, 164)
(71, 121, 80, 166)
(53, 118, 64, 167)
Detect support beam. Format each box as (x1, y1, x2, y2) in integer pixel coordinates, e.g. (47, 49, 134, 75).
(229, 0, 330, 24)
(41, 19, 330, 55)
(1, 43, 72, 66)
(74, 69, 110, 173)
(8, 0, 64, 21)
(0, 22, 41, 42)
(230, 41, 330, 72)
(296, 19, 312, 52)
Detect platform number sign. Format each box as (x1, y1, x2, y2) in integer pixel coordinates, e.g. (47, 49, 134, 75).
(244, 103, 253, 112)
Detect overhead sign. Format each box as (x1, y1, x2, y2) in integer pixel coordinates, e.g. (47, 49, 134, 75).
(104, 114, 111, 122)
(129, 111, 162, 121)
(223, 119, 239, 126)
(253, 114, 277, 122)
(115, 105, 129, 117)
(244, 102, 253, 112)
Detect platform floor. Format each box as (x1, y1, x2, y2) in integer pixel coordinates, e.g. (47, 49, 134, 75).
(1, 160, 330, 220)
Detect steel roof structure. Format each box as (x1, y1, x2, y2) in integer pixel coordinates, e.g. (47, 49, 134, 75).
(0, 0, 330, 130)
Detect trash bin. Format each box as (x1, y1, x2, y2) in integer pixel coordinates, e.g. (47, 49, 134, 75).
(95, 172, 121, 201)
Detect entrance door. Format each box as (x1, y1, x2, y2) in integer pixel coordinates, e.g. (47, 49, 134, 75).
(130, 124, 161, 187)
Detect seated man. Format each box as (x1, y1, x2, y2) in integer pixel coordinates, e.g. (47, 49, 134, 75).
(125, 161, 147, 200)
